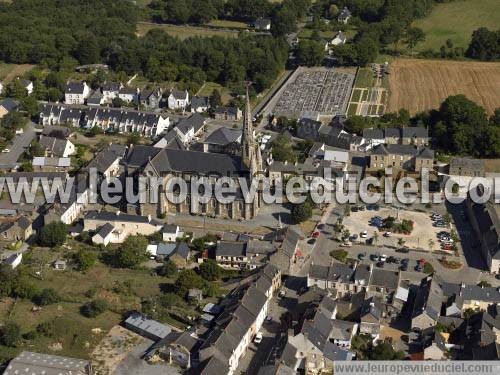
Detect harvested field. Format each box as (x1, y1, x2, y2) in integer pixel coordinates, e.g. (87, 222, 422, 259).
(388, 58, 500, 115)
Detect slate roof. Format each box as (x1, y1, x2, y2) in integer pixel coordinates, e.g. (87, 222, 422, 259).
(176, 113, 205, 135)
(0, 98, 19, 112)
(40, 136, 70, 157)
(149, 148, 244, 175)
(362, 128, 384, 140)
(372, 144, 434, 158)
(170, 90, 188, 100)
(162, 224, 178, 233)
(191, 96, 209, 110)
(370, 268, 399, 290)
(172, 242, 190, 259)
(125, 145, 162, 167)
(241, 286, 267, 317)
(216, 241, 246, 257)
(95, 223, 115, 238)
(441, 282, 500, 303)
(85, 210, 161, 225)
(215, 106, 239, 116)
(200, 356, 229, 375)
(402, 127, 428, 139)
(102, 82, 122, 92)
(204, 127, 241, 146)
(86, 149, 119, 174)
(412, 276, 443, 322)
(330, 319, 356, 341)
(65, 81, 87, 94)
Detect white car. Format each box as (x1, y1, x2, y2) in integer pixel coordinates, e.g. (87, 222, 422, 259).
(360, 231, 368, 238)
(254, 332, 263, 344)
(278, 290, 286, 297)
(1, 148, 10, 153)
(383, 232, 391, 237)
(379, 254, 387, 262)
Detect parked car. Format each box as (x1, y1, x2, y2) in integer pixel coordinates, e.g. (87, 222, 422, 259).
(396, 246, 410, 253)
(415, 264, 423, 272)
(254, 332, 263, 344)
(340, 241, 352, 247)
(383, 232, 391, 237)
(278, 290, 286, 298)
(401, 258, 410, 265)
(360, 231, 368, 238)
(377, 261, 385, 268)
(370, 253, 379, 261)
(400, 263, 408, 271)
(358, 252, 367, 260)
(308, 238, 317, 245)
(312, 231, 320, 238)
(379, 254, 387, 262)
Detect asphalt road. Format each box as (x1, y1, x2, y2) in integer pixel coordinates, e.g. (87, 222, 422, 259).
(0, 121, 36, 168)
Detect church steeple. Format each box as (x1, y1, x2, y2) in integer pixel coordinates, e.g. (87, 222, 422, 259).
(241, 87, 254, 170)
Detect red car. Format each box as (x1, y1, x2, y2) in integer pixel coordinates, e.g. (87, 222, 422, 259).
(312, 231, 320, 238)
(441, 244, 453, 250)
(417, 259, 426, 265)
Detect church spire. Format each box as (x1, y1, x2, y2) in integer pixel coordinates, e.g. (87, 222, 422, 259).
(241, 86, 254, 170)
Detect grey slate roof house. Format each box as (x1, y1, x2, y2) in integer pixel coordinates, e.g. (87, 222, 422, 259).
(203, 127, 241, 154)
(449, 157, 485, 177)
(140, 88, 162, 110)
(191, 95, 210, 113)
(214, 106, 242, 121)
(369, 144, 434, 172)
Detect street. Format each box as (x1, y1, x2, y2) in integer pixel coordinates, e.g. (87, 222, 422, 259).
(0, 121, 36, 168)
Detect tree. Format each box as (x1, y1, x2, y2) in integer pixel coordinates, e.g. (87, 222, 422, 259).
(39, 221, 67, 247)
(126, 132, 141, 145)
(21, 96, 40, 116)
(405, 27, 425, 53)
(33, 288, 60, 306)
(75, 250, 97, 271)
(467, 27, 499, 61)
(291, 201, 313, 224)
(80, 299, 108, 317)
(330, 250, 348, 263)
(296, 40, 324, 66)
(210, 89, 222, 108)
(199, 259, 222, 281)
(397, 238, 406, 247)
(0, 321, 21, 347)
(175, 269, 204, 297)
(113, 235, 148, 268)
(373, 231, 379, 245)
(370, 341, 405, 360)
(157, 259, 177, 277)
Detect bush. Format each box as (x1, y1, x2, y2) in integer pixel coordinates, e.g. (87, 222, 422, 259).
(39, 221, 67, 247)
(157, 259, 177, 277)
(0, 321, 21, 347)
(36, 320, 56, 337)
(33, 288, 60, 306)
(423, 262, 434, 274)
(75, 250, 97, 271)
(199, 259, 222, 281)
(105, 235, 148, 268)
(80, 299, 108, 318)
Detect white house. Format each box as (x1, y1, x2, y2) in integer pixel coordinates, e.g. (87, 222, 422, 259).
(64, 81, 91, 104)
(3, 253, 22, 269)
(331, 31, 347, 46)
(119, 87, 139, 104)
(173, 113, 206, 144)
(92, 223, 123, 246)
(39, 136, 75, 158)
(168, 90, 189, 110)
(19, 79, 34, 95)
(162, 224, 181, 242)
(102, 82, 123, 103)
(253, 17, 271, 31)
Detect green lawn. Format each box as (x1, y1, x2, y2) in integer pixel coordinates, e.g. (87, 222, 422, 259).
(197, 82, 233, 104)
(207, 19, 249, 29)
(354, 68, 375, 88)
(412, 0, 500, 52)
(136, 22, 240, 39)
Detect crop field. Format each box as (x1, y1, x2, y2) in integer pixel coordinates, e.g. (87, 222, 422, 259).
(136, 22, 240, 39)
(412, 0, 500, 52)
(387, 58, 500, 115)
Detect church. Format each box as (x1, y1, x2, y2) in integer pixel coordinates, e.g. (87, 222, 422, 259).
(125, 90, 263, 220)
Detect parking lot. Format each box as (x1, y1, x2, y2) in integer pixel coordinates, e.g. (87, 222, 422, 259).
(342, 206, 445, 251)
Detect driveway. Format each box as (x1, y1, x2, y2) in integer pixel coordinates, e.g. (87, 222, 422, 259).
(0, 121, 36, 168)
(113, 339, 180, 375)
